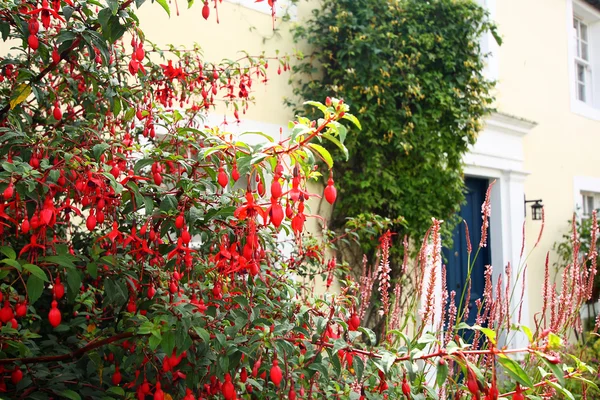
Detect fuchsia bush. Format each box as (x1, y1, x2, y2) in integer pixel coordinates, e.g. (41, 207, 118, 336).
(0, 1, 597, 399)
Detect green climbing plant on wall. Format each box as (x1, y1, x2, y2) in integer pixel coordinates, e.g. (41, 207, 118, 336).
(290, 0, 500, 264)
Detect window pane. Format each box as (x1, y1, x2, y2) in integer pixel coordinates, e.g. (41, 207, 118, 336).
(582, 42, 589, 61)
(578, 63, 586, 81)
(574, 17, 579, 30)
(579, 82, 586, 101)
(588, 196, 595, 214)
(581, 23, 588, 41)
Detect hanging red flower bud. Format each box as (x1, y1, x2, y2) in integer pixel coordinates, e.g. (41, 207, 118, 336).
(15, 302, 27, 318)
(136, 45, 145, 61)
(53, 277, 65, 299)
(28, 34, 39, 51)
(147, 285, 156, 299)
(347, 313, 360, 331)
(232, 164, 240, 182)
(324, 177, 337, 204)
(53, 102, 62, 120)
(512, 383, 525, 400)
(3, 183, 13, 200)
(217, 167, 228, 188)
(222, 373, 236, 400)
(402, 376, 410, 398)
(240, 367, 248, 383)
(467, 367, 480, 400)
(0, 301, 13, 323)
(11, 368, 23, 385)
(112, 365, 122, 386)
(154, 382, 164, 400)
(175, 214, 185, 229)
(21, 218, 30, 234)
(48, 300, 61, 328)
(86, 213, 97, 231)
(271, 179, 282, 199)
(270, 359, 283, 387)
(202, 1, 210, 19)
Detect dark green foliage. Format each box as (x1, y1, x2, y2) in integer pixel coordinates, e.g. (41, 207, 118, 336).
(291, 0, 498, 256)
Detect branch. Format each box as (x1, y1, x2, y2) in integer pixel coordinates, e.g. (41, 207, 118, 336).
(0, 332, 135, 365)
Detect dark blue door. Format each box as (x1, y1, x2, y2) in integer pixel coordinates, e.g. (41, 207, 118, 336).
(443, 177, 490, 326)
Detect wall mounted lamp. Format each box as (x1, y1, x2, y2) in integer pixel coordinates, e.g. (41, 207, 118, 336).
(524, 196, 544, 221)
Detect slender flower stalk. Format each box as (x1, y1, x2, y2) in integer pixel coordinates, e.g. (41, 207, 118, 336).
(479, 180, 495, 248)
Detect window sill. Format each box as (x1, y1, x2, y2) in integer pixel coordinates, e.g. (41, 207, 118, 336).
(571, 98, 600, 120)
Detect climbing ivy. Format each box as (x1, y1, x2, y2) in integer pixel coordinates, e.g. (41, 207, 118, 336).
(291, 0, 499, 260)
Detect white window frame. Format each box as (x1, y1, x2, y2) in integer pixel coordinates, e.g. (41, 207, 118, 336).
(474, 0, 499, 81)
(574, 176, 600, 218)
(568, 0, 600, 120)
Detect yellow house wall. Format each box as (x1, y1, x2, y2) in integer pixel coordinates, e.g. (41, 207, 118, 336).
(496, 0, 600, 324)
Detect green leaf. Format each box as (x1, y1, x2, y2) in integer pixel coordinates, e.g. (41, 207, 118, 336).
(58, 390, 81, 400)
(66, 270, 82, 301)
(353, 355, 364, 381)
(26, 275, 44, 305)
(321, 133, 349, 161)
(240, 131, 274, 142)
(536, 351, 565, 386)
(193, 327, 210, 344)
(161, 330, 175, 356)
(547, 332, 562, 350)
(497, 354, 533, 388)
(0, 246, 16, 259)
(92, 143, 110, 161)
(342, 113, 362, 130)
(149, 333, 162, 350)
(472, 325, 496, 345)
(358, 326, 376, 345)
(134, 158, 155, 175)
(546, 381, 575, 400)
(521, 325, 533, 344)
(304, 100, 328, 115)
(155, 0, 171, 16)
(436, 360, 448, 388)
(307, 143, 333, 169)
(22, 263, 48, 282)
(1, 259, 21, 270)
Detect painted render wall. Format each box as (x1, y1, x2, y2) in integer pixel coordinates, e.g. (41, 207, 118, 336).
(494, 0, 600, 326)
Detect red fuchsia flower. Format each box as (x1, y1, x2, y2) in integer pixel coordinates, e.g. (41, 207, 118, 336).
(235, 192, 266, 222)
(25, 0, 65, 28)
